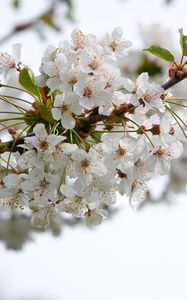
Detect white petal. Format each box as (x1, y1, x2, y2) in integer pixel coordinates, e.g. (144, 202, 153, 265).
(112, 27, 123, 39)
(61, 143, 78, 153)
(52, 107, 62, 121)
(60, 184, 76, 199)
(43, 62, 58, 76)
(33, 123, 47, 139)
(46, 77, 61, 90)
(54, 94, 64, 107)
(123, 78, 135, 92)
(137, 72, 149, 86)
(61, 113, 75, 129)
(157, 158, 170, 174)
(170, 141, 183, 159)
(79, 97, 94, 110)
(47, 134, 64, 145)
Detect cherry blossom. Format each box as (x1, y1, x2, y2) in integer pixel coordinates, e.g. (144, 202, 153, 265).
(0, 27, 187, 229)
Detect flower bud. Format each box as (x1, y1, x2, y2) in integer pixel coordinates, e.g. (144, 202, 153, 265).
(168, 66, 177, 78)
(151, 124, 160, 135)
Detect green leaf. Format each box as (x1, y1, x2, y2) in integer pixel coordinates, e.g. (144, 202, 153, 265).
(40, 14, 60, 32)
(143, 46, 175, 62)
(37, 100, 55, 124)
(179, 28, 187, 56)
(64, 0, 74, 20)
(19, 68, 40, 96)
(12, 0, 21, 9)
(136, 54, 163, 77)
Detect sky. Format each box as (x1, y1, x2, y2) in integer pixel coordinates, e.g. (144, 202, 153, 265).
(1, 0, 187, 68)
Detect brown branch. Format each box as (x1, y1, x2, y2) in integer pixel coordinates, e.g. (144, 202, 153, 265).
(161, 74, 187, 90)
(1, 74, 187, 153)
(3, 136, 27, 153)
(80, 75, 187, 129)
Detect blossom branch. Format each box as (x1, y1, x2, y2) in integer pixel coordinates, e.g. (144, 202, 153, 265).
(1, 27, 187, 228)
(79, 74, 187, 128)
(2, 73, 187, 154)
(161, 74, 187, 90)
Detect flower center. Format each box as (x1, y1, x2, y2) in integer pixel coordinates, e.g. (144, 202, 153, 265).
(135, 159, 144, 169)
(68, 76, 78, 87)
(83, 87, 92, 98)
(61, 104, 69, 113)
(110, 40, 119, 51)
(81, 159, 90, 169)
(144, 91, 153, 102)
(88, 55, 99, 70)
(39, 141, 49, 151)
(73, 30, 86, 50)
(116, 147, 126, 157)
(154, 147, 171, 159)
(39, 178, 49, 190)
(169, 126, 175, 135)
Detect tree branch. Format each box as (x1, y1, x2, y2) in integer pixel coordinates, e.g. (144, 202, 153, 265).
(0, 0, 70, 46)
(1, 74, 187, 153)
(80, 74, 187, 129)
(161, 74, 187, 90)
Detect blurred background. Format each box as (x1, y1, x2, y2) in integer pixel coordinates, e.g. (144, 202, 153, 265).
(0, 0, 187, 299)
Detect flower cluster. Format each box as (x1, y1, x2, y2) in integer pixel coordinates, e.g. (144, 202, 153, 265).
(0, 28, 186, 228)
(36, 27, 132, 125)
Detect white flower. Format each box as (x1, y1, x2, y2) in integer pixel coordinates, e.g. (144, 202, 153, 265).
(124, 72, 165, 112)
(112, 90, 129, 106)
(71, 28, 96, 51)
(18, 149, 40, 169)
(103, 137, 136, 173)
(52, 142, 78, 172)
(52, 93, 82, 129)
(1, 27, 187, 229)
(0, 44, 21, 78)
(104, 27, 132, 57)
(159, 112, 187, 143)
(129, 181, 148, 209)
(23, 123, 66, 161)
(60, 184, 88, 217)
(31, 200, 62, 228)
(1, 173, 28, 210)
(22, 168, 58, 206)
(74, 75, 112, 110)
(132, 146, 152, 182)
(0, 151, 20, 170)
(85, 208, 108, 226)
(79, 45, 106, 74)
(147, 141, 183, 175)
(77, 174, 117, 206)
(70, 148, 107, 186)
(117, 171, 132, 196)
(59, 68, 79, 92)
(37, 45, 68, 91)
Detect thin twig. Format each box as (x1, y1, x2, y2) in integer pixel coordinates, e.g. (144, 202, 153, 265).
(1, 75, 187, 152)
(0, 0, 61, 46)
(161, 74, 187, 90)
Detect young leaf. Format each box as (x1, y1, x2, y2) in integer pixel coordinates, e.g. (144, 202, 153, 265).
(143, 46, 174, 62)
(40, 14, 60, 32)
(179, 28, 187, 56)
(65, 0, 74, 20)
(37, 100, 55, 124)
(19, 68, 40, 96)
(12, 0, 21, 9)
